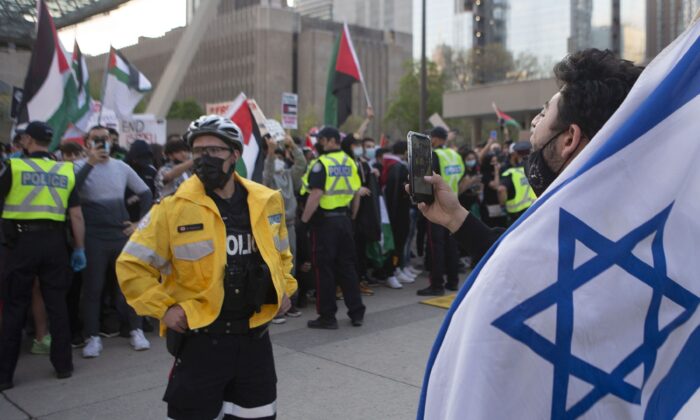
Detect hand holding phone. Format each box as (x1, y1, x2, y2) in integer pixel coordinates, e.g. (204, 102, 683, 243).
(407, 131, 434, 204)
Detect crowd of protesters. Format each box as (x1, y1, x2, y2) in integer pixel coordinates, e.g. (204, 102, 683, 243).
(0, 106, 537, 389)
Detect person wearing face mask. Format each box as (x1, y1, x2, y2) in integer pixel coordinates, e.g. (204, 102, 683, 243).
(116, 115, 296, 420)
(409, 48, 643, 265)
(457, 148, 482, 218)
(497, 141, 537, 224)
(155, 138, 193, 199)
(300, 127, 366, 329)
(263, 134, 307, 321)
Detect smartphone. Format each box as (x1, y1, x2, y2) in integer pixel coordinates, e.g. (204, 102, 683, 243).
(407, 131, 434, 204)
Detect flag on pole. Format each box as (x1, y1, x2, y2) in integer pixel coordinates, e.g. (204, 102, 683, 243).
(324, 23, 365, 128)
(17, 0, 79, 150)
(225, 93, 264, 182)
(71, 41, 94, 132)
(492, 102, 522, 129)
(102, 47, 152, 119)
(420, 19, 700, 420)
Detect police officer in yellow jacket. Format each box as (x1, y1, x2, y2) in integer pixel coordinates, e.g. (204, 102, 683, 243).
(116, 115, 296, 420)
(0, 121, 86, 391)
(300, 127, 366, 329)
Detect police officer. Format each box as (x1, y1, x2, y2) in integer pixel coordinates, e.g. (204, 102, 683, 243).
(0, 121, 86, 391)
(417, 126, 465, 296)
(116, 115, 296, 420)
(498, 141, 537, 224)
(300, 127, 366, 329)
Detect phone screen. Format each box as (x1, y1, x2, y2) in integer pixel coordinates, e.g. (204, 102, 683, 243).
(407, 131, 433, 200)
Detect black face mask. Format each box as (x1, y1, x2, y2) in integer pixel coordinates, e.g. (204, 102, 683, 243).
(525, 129, 567, 197)
(194, 155, 235, 191)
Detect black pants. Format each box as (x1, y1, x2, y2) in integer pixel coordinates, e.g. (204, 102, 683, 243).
(354, 227, 369, 278)
(0, 230, 73, 382)
(427, 222, 459, 289)
(416, 213, 427, 257)
(66, 269, 82, 337)
(165, 331, 277, 420)
(311, 216, 365, 322)
(391, 212, 409, 268)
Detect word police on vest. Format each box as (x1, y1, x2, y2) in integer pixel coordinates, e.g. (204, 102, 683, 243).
(443, 165, 464, 176)
(21, 172, 69, 188)
(328, 165, 352, 177)
(227, 233, 258, 256)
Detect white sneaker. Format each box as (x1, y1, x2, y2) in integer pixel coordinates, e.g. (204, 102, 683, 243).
(82, 336, 103, 358)
(271, 315, 287, 324)
(400, 267, 418, 279)
(406, 266, 422, 276)
(129, 329, 151, 351)
(395, 268, 415, 284)
(386, 276, 403, 289)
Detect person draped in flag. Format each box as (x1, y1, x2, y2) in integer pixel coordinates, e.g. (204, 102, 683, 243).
(412, 48, 644, 418)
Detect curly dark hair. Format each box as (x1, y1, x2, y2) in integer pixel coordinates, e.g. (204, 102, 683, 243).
(552, 49, 643, 139)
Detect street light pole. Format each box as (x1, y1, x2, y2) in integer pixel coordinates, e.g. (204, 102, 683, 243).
(419, 0, 427, 133)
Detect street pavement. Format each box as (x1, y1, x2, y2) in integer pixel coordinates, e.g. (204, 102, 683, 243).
(1, 271, 454, 419)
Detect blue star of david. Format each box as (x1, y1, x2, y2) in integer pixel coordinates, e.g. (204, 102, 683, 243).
(492, 204, 699, 419)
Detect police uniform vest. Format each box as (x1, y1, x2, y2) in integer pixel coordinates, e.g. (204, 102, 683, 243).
(2, 158, 75, 222)
(318, 151, 361, 210)
(502, 166, 536, 214)
(434, 148, 465, 193)
(299, 157, 318, 196)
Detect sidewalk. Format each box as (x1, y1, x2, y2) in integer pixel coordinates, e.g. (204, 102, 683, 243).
(1, 273, 452, 419)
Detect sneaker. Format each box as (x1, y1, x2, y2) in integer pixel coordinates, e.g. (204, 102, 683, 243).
(286, 306, 302, 317)
(401, 267, 419, 279)
(271, 315, 287, 324)
(82, 336, 103, 358)
(98, 329, 119, 338)
(30, 334, 51, 355)
(395, 269, 415, 284)
(336, 286, 343, 300)
(129, 329, 151, 351)
(359, 281, 375, 296)
(386, 276, 403, 289)
(417, 286, 445, 296)
(406, 266, 422, 276)
(307, 317, 339, 330)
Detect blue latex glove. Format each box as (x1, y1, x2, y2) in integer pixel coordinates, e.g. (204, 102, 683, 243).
(71, 248, 87, 272)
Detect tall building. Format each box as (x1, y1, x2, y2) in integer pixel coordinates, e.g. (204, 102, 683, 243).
(88, 3, 412, 138)
(647, 0, 700, 58)
(295, 0, 412, 34)
(414, 0, 473, 57)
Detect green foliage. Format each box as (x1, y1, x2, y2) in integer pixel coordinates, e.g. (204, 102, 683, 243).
(384, 60, 446, 135)
(339, 114, 364, 135)
(167, 98, 203, 119)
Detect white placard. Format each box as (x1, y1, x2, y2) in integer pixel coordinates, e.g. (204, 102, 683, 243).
(281, 92, 298, 130)
(119, 114, 167, 147)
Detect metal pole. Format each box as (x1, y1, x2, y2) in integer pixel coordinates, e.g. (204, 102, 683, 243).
(419, 0, 427, 133)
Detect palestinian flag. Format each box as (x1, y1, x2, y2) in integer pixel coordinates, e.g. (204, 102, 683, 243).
(492, 102, 522, 130)
(17, 0, 79, 151)
(102, 47, 152, 118)
(225, 93, 265, 182)
(71, 41, 94, 132)
(324, 23, 364, 128)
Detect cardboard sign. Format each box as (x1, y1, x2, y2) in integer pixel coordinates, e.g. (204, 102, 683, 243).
(429, 113, 450, 130)
(281, 92, 298, 130)
(119, 114, 167, 147)
(264, 119, 286, 142)
(206, 101, 234, 116)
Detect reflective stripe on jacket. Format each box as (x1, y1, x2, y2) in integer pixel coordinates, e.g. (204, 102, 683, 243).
(116, 173, 297, 335)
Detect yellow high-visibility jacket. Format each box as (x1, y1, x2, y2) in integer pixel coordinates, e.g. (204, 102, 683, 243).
(116, 173, 297, 335)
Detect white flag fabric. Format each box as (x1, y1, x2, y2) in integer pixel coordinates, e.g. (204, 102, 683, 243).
(102, 47, 152, 119)
(419, 19, 700, 420)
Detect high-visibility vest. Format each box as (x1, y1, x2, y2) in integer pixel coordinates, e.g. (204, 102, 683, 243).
(2, 158, 75, 222)
(434, 147, 465, 193)
(299, 158, 318, 196)
(317, 151, 361, 210)
(502, 166, 536, 214)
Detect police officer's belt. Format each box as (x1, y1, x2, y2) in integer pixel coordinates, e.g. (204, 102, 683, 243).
(15, 220, 63, 233)
(190, 319, 269, 337)
(320, 208, 349, 217)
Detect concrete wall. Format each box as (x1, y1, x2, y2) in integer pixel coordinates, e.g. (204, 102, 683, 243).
(0, 48, 31, 88)
(86, 5, 412, 138)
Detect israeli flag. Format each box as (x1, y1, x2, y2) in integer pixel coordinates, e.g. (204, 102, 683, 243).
(419, 18, 700, 420)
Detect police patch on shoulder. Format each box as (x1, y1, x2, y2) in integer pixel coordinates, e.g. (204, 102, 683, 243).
(312, 163, 323, 173)
(178, 223, 204, 233)
(268, 214, 282, 225)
